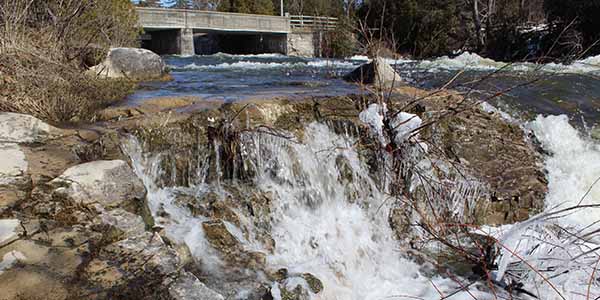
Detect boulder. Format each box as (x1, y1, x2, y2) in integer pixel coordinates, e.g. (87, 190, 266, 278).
(344, 57, 403, 88)
(0, 112, 61, 144)
(49, 160, 146, 209)
(202, 219, 266, 269)
(0, 145, 30, 211)
(88, 48, 167, 80)
(168, 271, 225, 300)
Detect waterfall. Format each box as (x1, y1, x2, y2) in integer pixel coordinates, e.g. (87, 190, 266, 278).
(122, 121, 491, 300)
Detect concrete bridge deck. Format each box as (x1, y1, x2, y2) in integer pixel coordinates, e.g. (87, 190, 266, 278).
(136, 8, 337, 57)
(137, 7, 290, 34)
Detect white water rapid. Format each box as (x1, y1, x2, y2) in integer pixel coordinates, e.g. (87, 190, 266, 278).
(123, 108, 600, 300)
(123, 121, 496, 300)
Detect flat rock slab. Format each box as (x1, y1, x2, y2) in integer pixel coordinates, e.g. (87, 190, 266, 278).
(0, 144, 28, 186)
(0, 113, 60, 143)
(0, 219, 21, 247)
(50, 160, 145, 209)
(169, 272, 225, 300)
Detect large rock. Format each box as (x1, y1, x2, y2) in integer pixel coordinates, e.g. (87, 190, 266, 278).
(344, 57, 403, 88)
(0, 112, 61, 143)
(0, 144, 30, 211)
(88, 48, 167, 80)
(49, 160, 146, 209)
(168, 271, 225, 300)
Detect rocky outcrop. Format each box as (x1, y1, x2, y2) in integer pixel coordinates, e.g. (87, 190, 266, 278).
(0, 112, 62, 143)
(49, 160, 146, 209)
(344, 57, 404, 88)
(169, 271, 225, 300)
(88, 48, 168, 81)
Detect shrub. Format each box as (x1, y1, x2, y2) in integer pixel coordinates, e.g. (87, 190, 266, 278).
(0, 0, 140, 123)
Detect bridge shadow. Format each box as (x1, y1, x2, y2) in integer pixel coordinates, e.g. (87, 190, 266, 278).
(141, 29, 287, 56)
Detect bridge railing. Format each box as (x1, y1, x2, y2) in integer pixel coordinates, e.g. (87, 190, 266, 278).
(289, 15, 338, 31)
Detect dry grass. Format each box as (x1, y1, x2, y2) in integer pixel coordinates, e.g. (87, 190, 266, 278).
(0, 0, 139, 123)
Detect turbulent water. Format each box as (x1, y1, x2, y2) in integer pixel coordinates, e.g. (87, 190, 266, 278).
(125, 52, 600, 299)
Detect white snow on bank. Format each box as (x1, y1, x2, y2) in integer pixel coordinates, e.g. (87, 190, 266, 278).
(390, 112, 422, 144)
(359, 103, 387, 145)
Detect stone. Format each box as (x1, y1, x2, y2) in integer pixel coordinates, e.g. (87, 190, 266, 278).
(88, 47, 167, 80)
(96, 208, 146, 238)
(0, 144, 28, 186)
(168, 271, 225, 300)
(102, 232, 181, 275)
(0, 269, 69, 300)
(202, 219, 266, 269)
(0, 112, 61, 143)
(344, 57, 404, 88)
(49, 160, 146, 209)
(0, 144, 31, 211)
(301, 273, 324, 294)
(592, 127, 600, 141)
(0, 219, 21, 247)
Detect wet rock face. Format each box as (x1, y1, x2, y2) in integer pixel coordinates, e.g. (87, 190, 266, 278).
(88, 47, 167, 80)
(412, 90, 548, 224)
(169, 271, 225, 300)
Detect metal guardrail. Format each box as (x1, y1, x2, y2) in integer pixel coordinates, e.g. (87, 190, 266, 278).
(289, 15, 338, 30)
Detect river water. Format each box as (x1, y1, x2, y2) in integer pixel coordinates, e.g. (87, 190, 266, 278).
(127, 53, 600, 300)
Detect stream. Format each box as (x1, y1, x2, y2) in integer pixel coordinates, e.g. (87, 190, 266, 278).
(126, 52, 600, 300)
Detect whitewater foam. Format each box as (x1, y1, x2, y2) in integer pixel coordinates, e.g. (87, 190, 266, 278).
(172, 60, 358, 71)
(418, 52, 600, 74)
(483, 115, 600, 300)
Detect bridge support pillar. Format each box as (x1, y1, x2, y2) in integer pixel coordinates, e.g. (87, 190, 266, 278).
(179, 28, 195, 56)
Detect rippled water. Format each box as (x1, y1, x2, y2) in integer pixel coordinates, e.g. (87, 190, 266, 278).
(129, 52, 600, 127)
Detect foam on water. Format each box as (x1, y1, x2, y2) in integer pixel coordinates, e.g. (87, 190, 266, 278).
(482, 114, 600, 300)
(418, 52, 600, 74)
(529, 115, 600, 226)
(172, 60, 358, 71)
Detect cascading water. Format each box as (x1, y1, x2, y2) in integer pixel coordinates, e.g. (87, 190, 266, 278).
(122, 52, 600, 300)
(123, 121, 495, 300)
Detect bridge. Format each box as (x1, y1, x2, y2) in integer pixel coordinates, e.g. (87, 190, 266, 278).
(136, 7, 337, 57)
